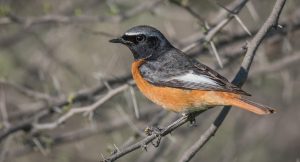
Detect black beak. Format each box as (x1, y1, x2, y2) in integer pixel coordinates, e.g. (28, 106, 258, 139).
(109, 37, 124, 44)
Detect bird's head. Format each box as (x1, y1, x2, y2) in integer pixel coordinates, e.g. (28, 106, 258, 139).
(109, 25, 173, 60)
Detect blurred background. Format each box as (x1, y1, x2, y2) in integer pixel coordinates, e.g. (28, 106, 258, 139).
(0, 0, 300, 162)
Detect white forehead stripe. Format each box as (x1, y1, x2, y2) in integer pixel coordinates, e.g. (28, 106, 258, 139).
(124, 32, 141, 36)
(171, 73, 217, 85)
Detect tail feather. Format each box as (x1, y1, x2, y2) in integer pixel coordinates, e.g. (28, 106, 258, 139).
(230, 98, 276, 115)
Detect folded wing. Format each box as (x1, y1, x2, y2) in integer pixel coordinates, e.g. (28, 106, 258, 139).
(139, 50, 250, 96)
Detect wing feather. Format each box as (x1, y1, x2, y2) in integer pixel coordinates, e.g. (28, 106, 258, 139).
(139, 49, 251, 96)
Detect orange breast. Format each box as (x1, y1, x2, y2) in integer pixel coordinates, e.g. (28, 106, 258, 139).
(131, 60, 240, 113)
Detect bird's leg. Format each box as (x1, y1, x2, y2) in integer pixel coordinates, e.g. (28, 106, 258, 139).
(183, 110, 206, 127)
(183, 112, 197, 127)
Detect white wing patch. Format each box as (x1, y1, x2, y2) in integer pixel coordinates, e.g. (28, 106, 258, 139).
(170, 72, 218, 85)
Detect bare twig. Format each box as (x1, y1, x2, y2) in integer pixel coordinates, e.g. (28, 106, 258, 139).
(187, 10, 300, 58)
(250, 52, 300, 76)
(115, 105, 145, 137)
(170, 0, 207, 26)
(0, 0, 250, 142)
(0, 85, 11, 162)
(182, 0, 249, 53)
(101, 1, 258, 161)
(209, 41, 223, 68)
(234, 14, 252, 36)
(0, 75, 132, 142)
(179, 0, 286, 161)
(246, 1, 260, 22)
(0, 0, 164, 27)
(102, 114, 192, 162)
(0, 79, 54, 101)
(0, 85, 9, 128)
(129, 86, 140, 119)
(6, 111, 161, 158)
(33, 84, 130, 130)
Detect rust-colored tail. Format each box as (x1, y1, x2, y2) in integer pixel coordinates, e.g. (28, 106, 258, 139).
(229, 98, 276, 115)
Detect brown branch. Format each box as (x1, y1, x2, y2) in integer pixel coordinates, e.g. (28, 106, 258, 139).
(179, 0, 287, 161)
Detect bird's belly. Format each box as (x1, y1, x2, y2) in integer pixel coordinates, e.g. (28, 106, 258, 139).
(137, 85, 206, 112)
(131, 60, 237, 112)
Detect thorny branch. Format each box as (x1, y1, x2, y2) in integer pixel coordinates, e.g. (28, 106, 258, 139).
(102, 0, 287, 161)
(0, 0, 164, 27)
(0, 0, 295, 161)
(179, 0, 286, 161)
(0, 0, 249, 142)
(32, 84, 130, 131)
(0, 75, 132, 141)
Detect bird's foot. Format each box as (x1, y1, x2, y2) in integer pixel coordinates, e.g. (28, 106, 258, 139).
(187, 114, 198, 127)
(144, 126, 163, 147)
(182, 112, 202, 127)
(144, 126, 163, 136)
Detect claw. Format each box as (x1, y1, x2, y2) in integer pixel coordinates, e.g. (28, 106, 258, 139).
(188, 118, 197, 127)
(144, 126, 163, 136)
(144, 126, 163, 147)
(151, 136, 161, 147)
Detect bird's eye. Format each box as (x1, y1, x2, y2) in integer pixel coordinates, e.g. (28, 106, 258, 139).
(136, 35, 145, 42)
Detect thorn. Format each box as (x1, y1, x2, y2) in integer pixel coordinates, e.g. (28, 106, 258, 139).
(101, 153, 106, 161)
(104, 81, 112, 91)
(204, 20, 210, 31)
(282, 37, 293, 53)
(32, 137, 48, 156)
(52, 106, 62, 113)
(234, 15, 252, 36)
(110, 149, 117, 155)
(113, 144, 120, 153)
(246, 1, 260, 22)
(242, 41, 249, 52)
(141, 143, 148, 151)
(129, 86, 140, 119)
(88, 111, 94, 121)
(209, 41, 223, 68)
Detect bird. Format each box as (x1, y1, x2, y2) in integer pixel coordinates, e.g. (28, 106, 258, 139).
(109, 25, 275, 115)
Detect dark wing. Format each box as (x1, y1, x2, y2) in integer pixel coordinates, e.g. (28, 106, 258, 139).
(139, 50, 250, 96)
(191, 61, 251, 96)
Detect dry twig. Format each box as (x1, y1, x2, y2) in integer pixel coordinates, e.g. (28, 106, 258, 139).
(179, 0, 286, 161)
